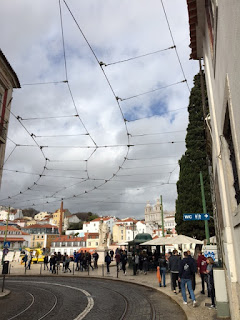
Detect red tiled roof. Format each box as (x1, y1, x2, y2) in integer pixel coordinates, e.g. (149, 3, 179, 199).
(24, 224, 58, 229)
(0, 50, 21, 88)
(0, 237, 25, 242)
(53, 235, 84, 242)
(0, 226, 21, 232)
(186, 0, 198, 59)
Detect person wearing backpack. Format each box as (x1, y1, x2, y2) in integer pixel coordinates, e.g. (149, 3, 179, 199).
(179, 251, 196, 307)
(105, 252, 111, 274)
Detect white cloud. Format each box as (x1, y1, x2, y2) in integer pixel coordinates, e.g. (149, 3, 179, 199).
(0, 0, 198, 218)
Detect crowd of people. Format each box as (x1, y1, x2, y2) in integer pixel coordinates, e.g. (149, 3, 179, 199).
(22, 247, 216, 309)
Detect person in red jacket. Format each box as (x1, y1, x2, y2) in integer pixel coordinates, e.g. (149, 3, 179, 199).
(197, 252, 208, 294)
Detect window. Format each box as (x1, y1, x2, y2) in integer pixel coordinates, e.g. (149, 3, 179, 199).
(121, 230, 123, 234)
(121, 236, 123, 240)
(223, 105, 240, 204)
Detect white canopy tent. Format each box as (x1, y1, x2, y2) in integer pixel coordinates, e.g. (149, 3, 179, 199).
(141, 235, 203, 246)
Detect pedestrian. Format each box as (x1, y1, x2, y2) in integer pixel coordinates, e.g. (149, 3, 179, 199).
(206, 257, 216, 308)
(86, 252, 94, 270)
(187, 250, 197, 297)
(93, 251, 99, 269)
(64, 255, 71, 273)
(197, 251, 208, 295)
(179, 251, 196, 307)
(44, 255, 49, 271)
(158, 253, 167, 287)
(133, 253, 139, 274)
(121, 251, 128, 275)
(110, 249, 114, 261)
(62, 253, 67, 272)
(22, 253, 28, 268)
(115, 250, 121, 272)
(142, 250, 148, 275)
(50, 254, 56, 274)
(105, 252, 111, 274)
(27, 254, 32, 270)
(169, 249, 181, 294)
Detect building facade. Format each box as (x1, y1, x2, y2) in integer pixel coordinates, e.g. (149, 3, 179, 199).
(144, 199, 162, 226)
(0, 50, 20, 186)
(186, 1, 240, 318)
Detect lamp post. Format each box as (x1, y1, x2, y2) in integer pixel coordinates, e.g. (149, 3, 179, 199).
(1, 206, 10, 266)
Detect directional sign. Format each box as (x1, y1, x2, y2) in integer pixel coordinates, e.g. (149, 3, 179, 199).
(183, 213, 210, 221)
(3, 241, 10, 249)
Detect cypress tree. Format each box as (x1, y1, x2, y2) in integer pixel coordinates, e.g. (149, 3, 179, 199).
(175, 73, 215, 240)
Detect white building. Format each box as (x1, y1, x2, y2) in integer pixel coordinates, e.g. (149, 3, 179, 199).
(83, 217, 116, 233)
(186, 1, 240, 318)
(34, 212, 50, 221)
(164, 215, 176, 234)
(0, 208, 23, 221)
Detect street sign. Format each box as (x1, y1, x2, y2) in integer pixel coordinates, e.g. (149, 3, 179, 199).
(3, 241, 10, 249)
(183, 213, 210, 221)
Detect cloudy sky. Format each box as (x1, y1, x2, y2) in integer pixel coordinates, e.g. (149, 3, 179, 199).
(0, 0, 198, 218)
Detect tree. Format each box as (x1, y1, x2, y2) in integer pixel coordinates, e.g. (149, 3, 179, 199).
(22, 208, 39, 218)
(175, 73, 215, 240)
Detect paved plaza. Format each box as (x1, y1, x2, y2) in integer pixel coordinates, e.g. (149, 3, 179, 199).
(0, 261, 217, 320)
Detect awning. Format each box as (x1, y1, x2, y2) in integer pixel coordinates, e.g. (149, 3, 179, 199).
(141, 235, 202, 246)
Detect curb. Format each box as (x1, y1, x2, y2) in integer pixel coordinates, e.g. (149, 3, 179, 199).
(0, 289, 11, 299)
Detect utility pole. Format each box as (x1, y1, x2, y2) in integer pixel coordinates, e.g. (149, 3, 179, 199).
(200, 171, 210, 244)
(1, 206, 10, 265)
(59, 201, 63, 235)
(160, 195, 165, 237)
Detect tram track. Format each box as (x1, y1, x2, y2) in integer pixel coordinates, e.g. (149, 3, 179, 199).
(1, 277, 185, 320)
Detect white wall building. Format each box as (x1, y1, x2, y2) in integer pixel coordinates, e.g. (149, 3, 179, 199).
(186, 1, 240, 318)
(34, 212, 50, 221)
(83, 217, 116, 233)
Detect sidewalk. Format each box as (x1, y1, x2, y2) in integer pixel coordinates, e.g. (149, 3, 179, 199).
(1, 261, 217, 320)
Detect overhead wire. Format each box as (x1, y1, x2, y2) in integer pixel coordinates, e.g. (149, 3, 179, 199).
(101, 45, 175, 66)
(160, 0, 191, 92)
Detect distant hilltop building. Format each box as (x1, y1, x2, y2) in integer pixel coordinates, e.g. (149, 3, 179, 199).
(144, 199, 176, 234)
(144, 198, 162, 226)
(0, 50, 20, 187)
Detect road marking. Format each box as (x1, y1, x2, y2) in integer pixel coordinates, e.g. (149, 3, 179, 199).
(8, 280, 94, 320)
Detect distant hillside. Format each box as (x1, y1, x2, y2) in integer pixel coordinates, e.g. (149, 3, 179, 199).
(22, 208, 39, 218)
(74, 212, 99, 221)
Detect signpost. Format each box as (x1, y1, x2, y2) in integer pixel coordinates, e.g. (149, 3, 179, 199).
(183, 213, 210, 221)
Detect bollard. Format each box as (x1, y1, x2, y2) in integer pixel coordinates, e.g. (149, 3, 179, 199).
(40, 263, 42, 275)
(102, 264, 104, 277)
(88, 263, 90, 276)
(73, 263, 74, 275)
(57, 264, 58, 275)
(9, 264, 11, 275)
(117, 265, 119, 278)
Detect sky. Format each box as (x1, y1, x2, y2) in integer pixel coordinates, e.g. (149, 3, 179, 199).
(0, 0, 198, 219)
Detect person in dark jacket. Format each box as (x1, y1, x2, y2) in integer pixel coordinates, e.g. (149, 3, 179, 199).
(169, 249, 181, 293)
(44, 255, 49, 271)
(158, 254, 167, 287)
(206, 257, 216, 308)
(93, 251, 99, 269)
(187, 250, 197, 294)
(121, 251, 128, 275)
(105, 252, 111, 274)
(179, 251, 196, 306)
